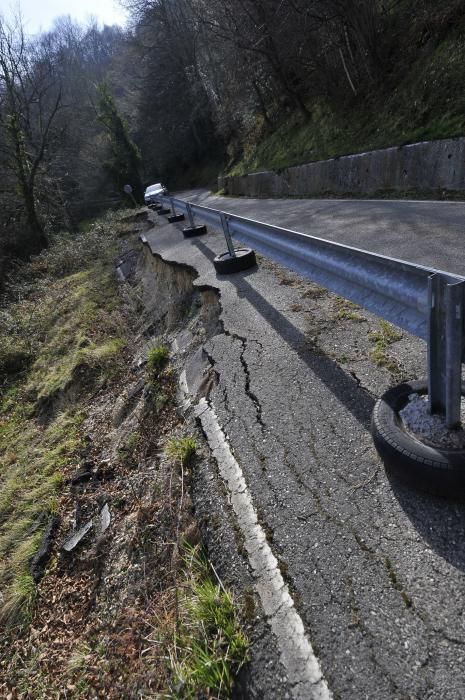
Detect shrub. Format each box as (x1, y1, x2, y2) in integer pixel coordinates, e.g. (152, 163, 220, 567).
(147, 345, 169, 380)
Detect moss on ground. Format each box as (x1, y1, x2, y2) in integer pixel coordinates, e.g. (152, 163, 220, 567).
(368, 321, 403, 374)
(334, 297, 366, 323)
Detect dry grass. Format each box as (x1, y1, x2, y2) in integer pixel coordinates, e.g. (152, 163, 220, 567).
(0, 211, 132, 627)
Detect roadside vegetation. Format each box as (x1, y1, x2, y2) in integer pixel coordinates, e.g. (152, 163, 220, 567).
(0, 214, 127, 626)
(222, 3, 465, 175)
(368, 321, 403, 374)
(230, 23, 465, 177)
(171, 545, 248, 697)
(0, 212, 248, 697)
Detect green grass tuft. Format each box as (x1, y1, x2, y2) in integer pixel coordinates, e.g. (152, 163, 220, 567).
(368, 320, 403, 373)
(334, 297, 365, 323)
(147, 345, 169, 380)
(165, 437, 197, 467)
(1, 573, 38, 627)
(170, 545, 248, 698)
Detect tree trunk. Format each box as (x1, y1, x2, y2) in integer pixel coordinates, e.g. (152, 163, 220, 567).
(252, 79, 272, 126)
(24, 187, 48, 252)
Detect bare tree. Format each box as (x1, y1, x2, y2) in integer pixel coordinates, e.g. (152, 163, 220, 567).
(0, 15, 63, 252)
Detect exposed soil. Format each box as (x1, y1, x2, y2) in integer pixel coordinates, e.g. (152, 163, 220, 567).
(0, 324, 200, 699)
(0, 229, 211, 698)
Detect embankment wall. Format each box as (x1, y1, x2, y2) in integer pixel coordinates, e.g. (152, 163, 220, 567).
(219, 138, 465, 197)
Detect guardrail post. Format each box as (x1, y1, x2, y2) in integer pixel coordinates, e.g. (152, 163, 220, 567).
(155, 195, 170, 216)
(168, 197, 185, 223)
(220, 213, 236, 258)
(427, 273, 465, 428)
(186, 203, 195, 228)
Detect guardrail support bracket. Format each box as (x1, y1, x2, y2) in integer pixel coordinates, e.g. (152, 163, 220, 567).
(168, 197, 185, 222)
(220, 213, 236, 258)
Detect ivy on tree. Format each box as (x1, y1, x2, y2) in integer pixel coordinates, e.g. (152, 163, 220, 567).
(97, 83, 143, 204)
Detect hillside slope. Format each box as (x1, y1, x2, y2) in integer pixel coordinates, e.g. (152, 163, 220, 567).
(229, 8, 465, 176)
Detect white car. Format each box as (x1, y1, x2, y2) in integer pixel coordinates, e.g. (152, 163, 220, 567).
(144, 182, 167, 204)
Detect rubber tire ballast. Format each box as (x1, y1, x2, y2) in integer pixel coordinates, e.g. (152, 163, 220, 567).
(371, 379, 465, 498)
(213, 248, 256, 274)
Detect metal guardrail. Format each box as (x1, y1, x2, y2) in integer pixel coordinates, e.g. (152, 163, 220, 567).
(160, 195, 465, 428)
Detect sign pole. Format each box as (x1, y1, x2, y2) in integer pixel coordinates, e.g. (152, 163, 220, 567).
(123, 184, 137, 207)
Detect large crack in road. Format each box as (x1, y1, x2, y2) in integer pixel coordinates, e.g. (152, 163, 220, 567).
(141, 209, 465, 699)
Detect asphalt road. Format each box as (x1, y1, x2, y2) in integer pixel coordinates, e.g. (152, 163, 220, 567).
(145, 198, 465, 699)
(177, 189, 465, 276)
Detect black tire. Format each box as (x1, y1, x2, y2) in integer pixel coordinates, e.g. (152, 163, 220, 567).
(213, 248, 256, 274)
(168, 214, 185, 223)
(371, 380, 465, 498)
(183, 225, 207, 238)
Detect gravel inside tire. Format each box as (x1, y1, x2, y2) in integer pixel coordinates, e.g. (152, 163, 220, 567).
(371, 380, 465, 498)
(213, 248, 256, 274)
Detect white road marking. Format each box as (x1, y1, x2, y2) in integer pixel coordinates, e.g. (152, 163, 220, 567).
(196, 398, 332, 700)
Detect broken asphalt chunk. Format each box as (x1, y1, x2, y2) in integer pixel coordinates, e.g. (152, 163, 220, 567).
(70, 460, 94, 485)
(30, 516, 60, 582)
(62, 520, 93, 552)
(97, 503, 111, 536)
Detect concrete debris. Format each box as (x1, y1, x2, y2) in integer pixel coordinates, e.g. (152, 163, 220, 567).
(180, 347, 219, 406)
(172, 329, 194, 355)
(62, 502, 112, 553)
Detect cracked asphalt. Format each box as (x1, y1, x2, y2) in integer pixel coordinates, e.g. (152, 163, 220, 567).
(145, 197, 465, 699)
(196, 398, 331, 699)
